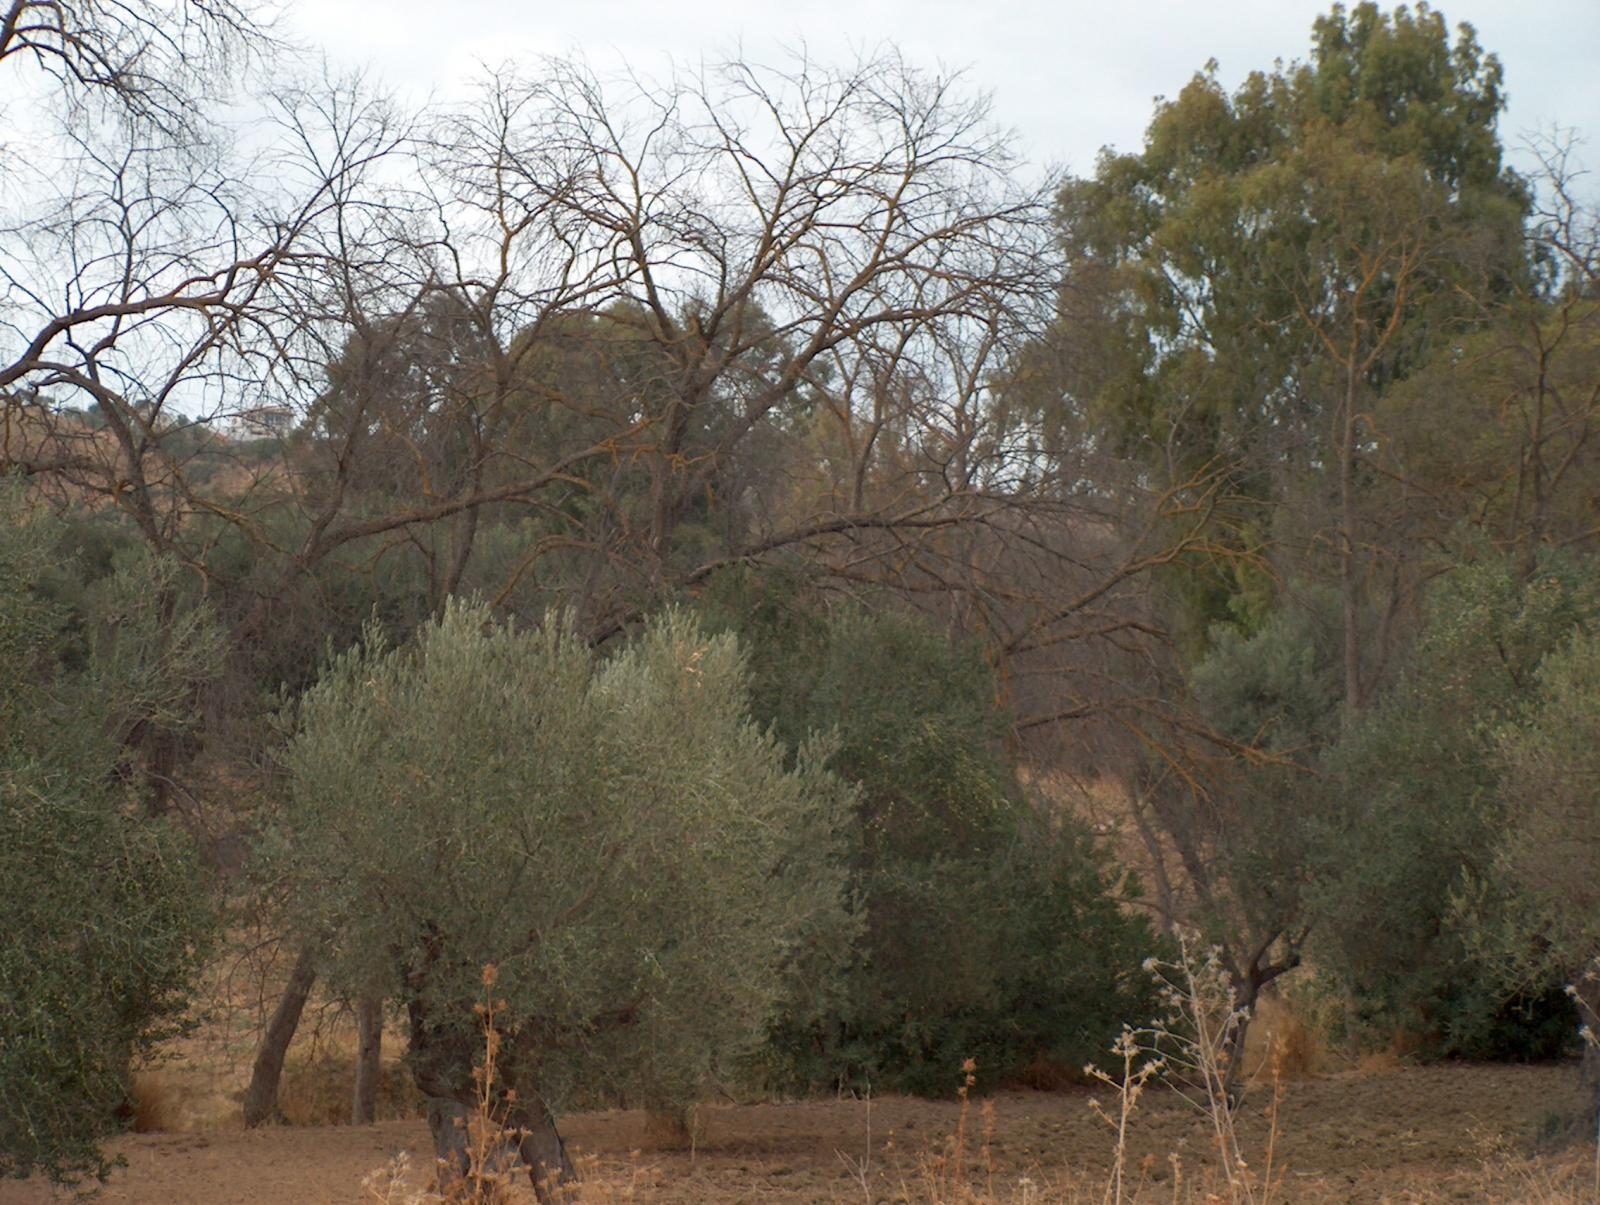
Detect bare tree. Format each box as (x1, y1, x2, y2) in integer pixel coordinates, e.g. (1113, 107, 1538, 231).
(256, 53, 1062, 633)
(0, 0, 273, 136)
(6, 28, 1244, 1145)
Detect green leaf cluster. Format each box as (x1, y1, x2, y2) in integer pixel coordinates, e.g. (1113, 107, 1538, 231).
(697, 570, 1157, 1094)
(274, 600, 855, 1110)
(0, 494, 216, 1186)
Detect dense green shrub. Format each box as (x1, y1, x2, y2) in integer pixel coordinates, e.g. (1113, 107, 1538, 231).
(0, 498, 216, 1185)
(698, 570, 1157, 1093)
(272, 602, 856, 1129)
(1314, 548, 1599, 1058)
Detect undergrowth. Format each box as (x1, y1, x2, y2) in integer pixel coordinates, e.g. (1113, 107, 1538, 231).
(353, 944, 1600, 1204)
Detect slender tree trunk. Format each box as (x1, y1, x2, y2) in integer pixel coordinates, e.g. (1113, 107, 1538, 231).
(1222, 977, 1260, 1107)
(1339, 363, 1363, 718)
(437, 500, 481, 608)
(1519, 335, 1551, 579)
(1222, 950, 1300, 1105)
(243, 948, 317, 1127)
(352, 995, 383, 1124)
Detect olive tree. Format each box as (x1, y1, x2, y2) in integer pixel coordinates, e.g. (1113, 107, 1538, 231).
(1318, 548, 1600, 1057)
(0, 494, 217, 1186)
(273, 601, 853, 1199)
(1486, 626, 1600, 1092)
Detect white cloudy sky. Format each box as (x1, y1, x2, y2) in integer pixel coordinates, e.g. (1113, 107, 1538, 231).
(293, 0, 1597, 179)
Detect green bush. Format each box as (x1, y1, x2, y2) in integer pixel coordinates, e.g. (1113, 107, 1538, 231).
(0, 498, 215, 1186)
(698, 570, 1157, 1093)
(272, 601, 856, 1120)
(1314, 547, 1599, 1058)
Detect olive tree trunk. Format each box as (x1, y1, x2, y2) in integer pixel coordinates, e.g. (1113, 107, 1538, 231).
(243, 947, 317, 1127)
(508, 1095, 576, 1203)
(352, 994, 383, 1124)
(409, 995, 575, 1203)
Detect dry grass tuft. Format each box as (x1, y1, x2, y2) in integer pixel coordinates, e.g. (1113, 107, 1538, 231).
(1009, 1053, 1085, 1093)
(127, 1066, 244, 1133)
(640, 1106, 701, 1151)
(1255, 995, 1323, 1082)
(279, 1042, 421, 1127)
(127, 1070, 185, 1134)
(912, 1058, 1002, 1204)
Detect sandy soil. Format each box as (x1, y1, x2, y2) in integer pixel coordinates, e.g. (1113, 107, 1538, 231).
(2, 1061, 1590, 1204)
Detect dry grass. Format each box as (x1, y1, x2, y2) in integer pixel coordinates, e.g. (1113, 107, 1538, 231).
(123, 1013, 421, 1135)
(49, 938, 1598, 1205)
(302, 942, 1600, 1205)
(1244, 991, 1325, 1083)
(126, 1067, 241, 1135)
(118, 927, 425, 1138)
(7, 1067, 1594, 1204)
(278, 1039, 423, 1127)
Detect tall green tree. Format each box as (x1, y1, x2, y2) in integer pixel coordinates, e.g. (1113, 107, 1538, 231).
(1050, 2, 1528, 699)
(1018, 4, 1568, 1070)
(1376, 136, 1600, 572)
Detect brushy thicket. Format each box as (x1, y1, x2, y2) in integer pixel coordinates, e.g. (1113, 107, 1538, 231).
(1314, 548, 1600, 1060)
(0, 498, 217, 1185)
(698, 570, 1159, 1095)
(1173, 546, 1600, 1064)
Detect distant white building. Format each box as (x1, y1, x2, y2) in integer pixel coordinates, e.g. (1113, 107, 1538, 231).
(230, 405, 296, 439)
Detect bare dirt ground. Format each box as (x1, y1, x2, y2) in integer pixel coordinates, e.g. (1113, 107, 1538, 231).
(4, 1061, 1593, 1204)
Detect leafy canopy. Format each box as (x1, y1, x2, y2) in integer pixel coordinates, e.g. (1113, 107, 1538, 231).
(275, 600, 855, 1108)
(0, 494, 216, 1186)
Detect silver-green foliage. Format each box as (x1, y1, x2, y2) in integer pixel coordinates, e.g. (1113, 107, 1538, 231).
(1319, 549, 1600, 1055)
(0, 499, 217, 1186)
(277, 600, 854, 1107)
(1487, 627, 1600, 979)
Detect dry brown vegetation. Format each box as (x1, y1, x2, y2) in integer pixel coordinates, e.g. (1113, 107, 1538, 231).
(12, 895, 1598, 1205)
(7, 954, 1598, 1205)
(2, 1059, 1593, 1204)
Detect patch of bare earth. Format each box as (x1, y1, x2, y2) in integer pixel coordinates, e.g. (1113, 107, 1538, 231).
(2, 1061, 1593, 1203)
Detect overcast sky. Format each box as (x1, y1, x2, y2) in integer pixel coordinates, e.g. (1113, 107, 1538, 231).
(293, 0, 1597, 180)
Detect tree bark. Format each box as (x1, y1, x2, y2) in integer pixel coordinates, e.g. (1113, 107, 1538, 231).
(352, 995, 383, 1124)
(1339, 363, 1363, 719)
(426, 1097, 473, 1183)
(243, 947, 317, 1127)
(1218, 973, 1259, 1108)
(508, 1094, 577, 1204)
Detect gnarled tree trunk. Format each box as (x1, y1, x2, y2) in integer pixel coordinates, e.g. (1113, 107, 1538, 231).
(508, 1095, 576, 1203)
(409, 992, 575, 1204)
